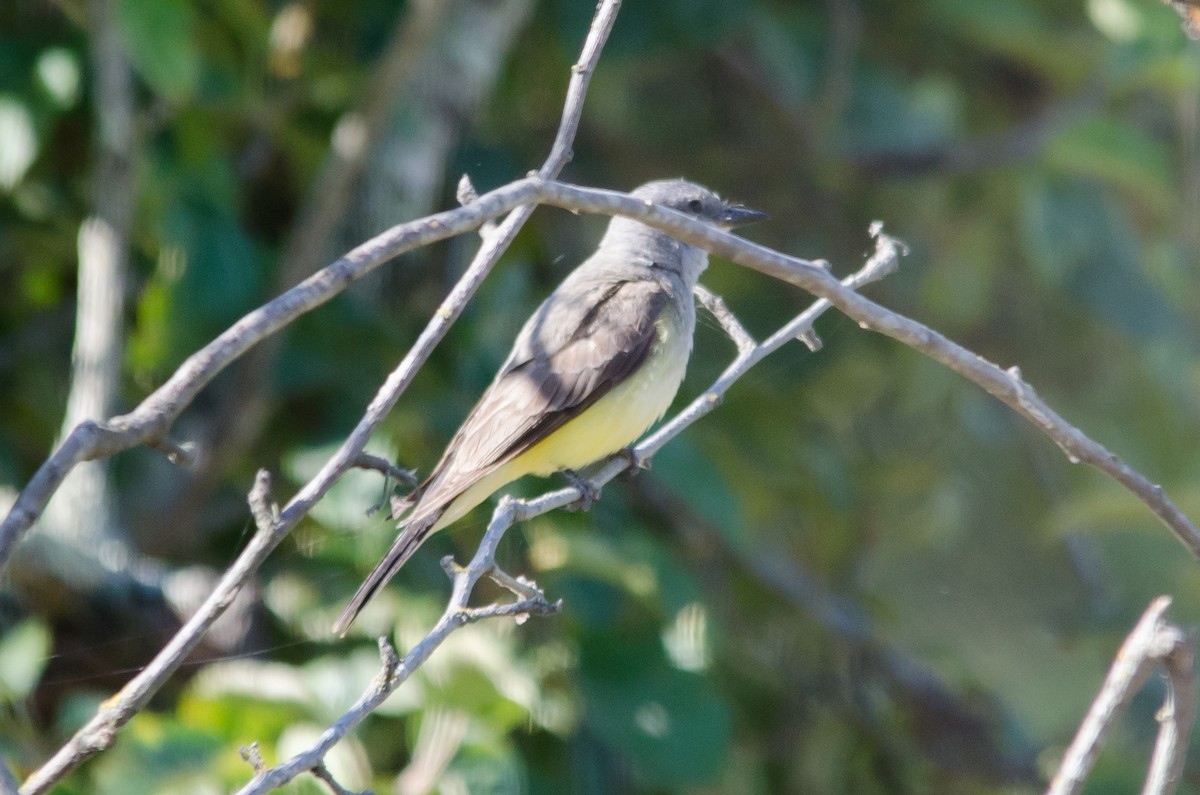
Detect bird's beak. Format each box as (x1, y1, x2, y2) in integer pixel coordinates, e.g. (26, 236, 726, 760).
(717, 203, 769, 228)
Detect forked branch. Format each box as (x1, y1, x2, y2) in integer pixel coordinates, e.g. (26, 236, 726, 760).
(235, 226, 903, 793)
(1047, 596, 1195, 795)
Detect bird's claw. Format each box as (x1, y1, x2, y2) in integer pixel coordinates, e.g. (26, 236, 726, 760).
(563, 469, 600, 511)
(615, 447, 648, 479)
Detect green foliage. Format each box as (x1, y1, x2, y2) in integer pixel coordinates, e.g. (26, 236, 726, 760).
(4, 0, 1200, 792)
(116, 0, 200, 102)
(0, 619, 49, 703)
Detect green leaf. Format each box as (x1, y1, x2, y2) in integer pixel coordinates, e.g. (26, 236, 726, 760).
(1020, 177, 1178, 338)
(841, 69, 961, 156)
(933, 0, 1095, 80)
(117, 0, 200, 101)
(652, 437, 746, 551)
(580, 662, 732, 786)
(0, 96, 38, 190)
(91, 712, 224, 794)
(1044, 118, 1174, 219)
(0, 619, 50, 701)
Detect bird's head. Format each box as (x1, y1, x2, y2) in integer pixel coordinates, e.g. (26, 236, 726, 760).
(631, 179, 767, 230)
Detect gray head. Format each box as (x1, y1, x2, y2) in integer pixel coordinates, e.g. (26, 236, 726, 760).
(631, 179, 767, 229)
(597, 179, 766, 284)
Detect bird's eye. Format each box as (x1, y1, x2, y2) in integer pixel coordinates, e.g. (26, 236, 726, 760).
(686, 199, 703, 213)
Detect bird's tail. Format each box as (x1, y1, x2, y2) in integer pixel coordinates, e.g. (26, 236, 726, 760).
(332, 511, 440, 636)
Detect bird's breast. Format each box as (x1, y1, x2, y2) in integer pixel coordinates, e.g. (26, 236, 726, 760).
(522, 314, 692, 475)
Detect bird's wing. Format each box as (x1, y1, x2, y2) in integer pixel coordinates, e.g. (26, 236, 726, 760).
(415, 276, 670, 515)
(331, 278, 670, 635)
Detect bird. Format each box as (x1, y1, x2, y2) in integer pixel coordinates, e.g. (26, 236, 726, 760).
(333, 179, 766, 635)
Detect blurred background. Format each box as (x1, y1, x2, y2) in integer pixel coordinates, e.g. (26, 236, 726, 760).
(2, 0, 1200, 792)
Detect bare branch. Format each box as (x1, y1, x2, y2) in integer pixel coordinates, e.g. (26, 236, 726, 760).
(1047, 596, 1196, 795)
(311, 763, 370, 795)
(14, 174, 1199, 795)
(145, 435, 197, 467)
(0, 177, 539, 573)
(17, 151, 1193, 596)
(16, 3, 621, 792)
(236, 223, 896, 792)
(350, 452, 418, 490)
(1142, 625, 1195, 795)
(525, 181, 1200, 559)
(275, 0, 449, 292)
(247, 469, 277, 531)
(233, 12, 622, 788)
(456, 173, 479, 205)
(461, 221, 903, 533)
(44, 158, 1183, 789)
(487, 563, 542, 601)
(17, 473, 282, 795)
(235, 500, 561, 795)
(693, 284, 757, 354)
(9, 4, 1198, 789)
(239, 743, 265, 775)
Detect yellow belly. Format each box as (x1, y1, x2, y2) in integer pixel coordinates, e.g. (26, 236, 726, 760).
(520, 322, 689, 474)
(432, 318, 690, 530)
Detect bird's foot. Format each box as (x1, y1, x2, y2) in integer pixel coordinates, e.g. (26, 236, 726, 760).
(563, 469, 600, 512)
(615, 447, 649, 479)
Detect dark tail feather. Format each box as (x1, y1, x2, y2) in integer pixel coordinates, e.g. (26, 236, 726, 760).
(332, 514, 438, 636)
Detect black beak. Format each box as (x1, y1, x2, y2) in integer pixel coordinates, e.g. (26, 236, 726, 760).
(717, 203, 769, 228)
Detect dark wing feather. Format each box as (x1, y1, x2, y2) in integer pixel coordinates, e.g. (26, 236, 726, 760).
(332, 278, 670, 635)
(415, 278, 669, 516)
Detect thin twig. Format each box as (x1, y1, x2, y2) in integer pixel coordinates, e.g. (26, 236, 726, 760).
(8, 5, 1199, 789)
(524, 180, 1200, 559)
(1047, 596, 1196, 795)
(1143, 624, 1195, 795)
(0, 178, 540, 574)
(17, 472, 282, 795)
(15, 4, 622, 793)
(350, 452, 418, 490)
(232, 12, 623, 786)
(14, 180, 1200, 795)
(311, 763, 371, 795)
(247, 470, 277, 531)
(487, 564, 542, 601)
(467, 220, 904, 531)
(236, 501, 561, 795)
(693, 284, 757, 354)
(239, 743, 265, 775)
(11, 170, 1196, 585)
(237, 226, 900, 791)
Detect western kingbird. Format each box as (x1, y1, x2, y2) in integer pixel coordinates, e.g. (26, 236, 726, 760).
(334, 179, 765, 634)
